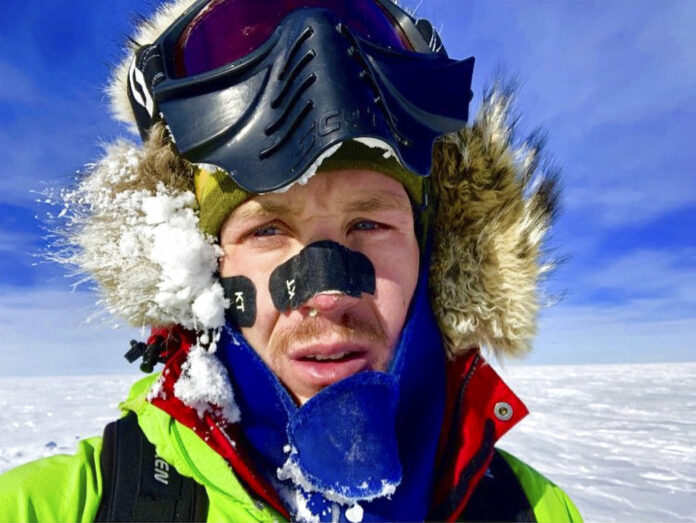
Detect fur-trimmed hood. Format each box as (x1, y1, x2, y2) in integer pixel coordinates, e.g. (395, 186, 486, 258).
(61, 0, 559, 360)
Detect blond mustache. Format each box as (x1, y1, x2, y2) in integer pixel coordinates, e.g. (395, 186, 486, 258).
(269, 315, 387, 359)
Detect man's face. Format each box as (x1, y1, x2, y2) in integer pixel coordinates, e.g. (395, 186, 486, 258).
(219, 169, 419, 404)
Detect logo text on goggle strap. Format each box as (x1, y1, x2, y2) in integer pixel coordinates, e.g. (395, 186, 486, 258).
(129, 58, 155, 117)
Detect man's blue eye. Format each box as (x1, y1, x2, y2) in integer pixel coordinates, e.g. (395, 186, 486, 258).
(352, 220, 380, 231)
(253, 225, 280, 236)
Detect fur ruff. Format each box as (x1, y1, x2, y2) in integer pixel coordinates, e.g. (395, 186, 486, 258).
(69, 1, 559, 359)
(56, 124, 227, 330)
(430, 87, 559, 358)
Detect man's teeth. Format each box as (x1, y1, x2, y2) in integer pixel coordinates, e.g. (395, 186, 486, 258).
(307, 352, 349, 361)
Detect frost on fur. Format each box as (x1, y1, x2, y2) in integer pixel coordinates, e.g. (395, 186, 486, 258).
(55, 129, 228, 331)
(429, 83, 560, 360)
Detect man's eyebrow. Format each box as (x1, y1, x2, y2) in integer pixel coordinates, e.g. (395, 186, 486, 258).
(231, 201, 297, 221)
(343, 193, 412, 214)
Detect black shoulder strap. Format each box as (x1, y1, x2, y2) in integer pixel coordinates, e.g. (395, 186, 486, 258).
(95, 412, 208, 522)
(459, 448, 537, 522)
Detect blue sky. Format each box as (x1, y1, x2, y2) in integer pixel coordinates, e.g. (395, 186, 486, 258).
(1, 1, 694, 375)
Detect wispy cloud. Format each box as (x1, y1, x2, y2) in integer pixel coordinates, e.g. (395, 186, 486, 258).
(0, 2, 146, 207)
(500, 1, 696, 130)
(0, 92, 116, 208)
(0, 286, 141, 376)
(0, 230, 39, 254)
(530, 2, 696, 226)
(530, 303, 696, 365)
(0, 60, 41, 104)
(447, 0, 696, 227)
(525, 247, 696, 365)
(588, 249, 696, 301)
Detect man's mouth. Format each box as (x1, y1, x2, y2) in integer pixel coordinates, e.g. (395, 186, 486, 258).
(290, 345, 371, 388)
(299, 351, 363, 362)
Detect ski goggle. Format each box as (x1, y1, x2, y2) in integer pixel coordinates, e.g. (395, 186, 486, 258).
(153, 0, 445, 81)
(172, 0, 433, 78)
(128, 0, 474, 192)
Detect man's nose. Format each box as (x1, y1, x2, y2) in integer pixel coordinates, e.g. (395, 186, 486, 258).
(300, 291, 360, 316)
(269, 238, 376, 313)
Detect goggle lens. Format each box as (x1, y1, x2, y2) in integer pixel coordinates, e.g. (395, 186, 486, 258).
(174, 0, 412, 77)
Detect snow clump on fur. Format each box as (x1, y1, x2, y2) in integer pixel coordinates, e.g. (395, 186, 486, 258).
(56, 136, 227, 331)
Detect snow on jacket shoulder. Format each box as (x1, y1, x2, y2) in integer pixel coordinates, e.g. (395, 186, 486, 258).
(0, 374, 581, 522)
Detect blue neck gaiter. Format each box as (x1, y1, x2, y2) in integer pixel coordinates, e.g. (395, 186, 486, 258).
(217, 265, 446, 521)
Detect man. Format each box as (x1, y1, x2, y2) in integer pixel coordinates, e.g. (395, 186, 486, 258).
(1, 0, 581, 521)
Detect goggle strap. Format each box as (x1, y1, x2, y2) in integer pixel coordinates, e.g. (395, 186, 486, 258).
(127, 45, 166, 140)
(414, 19, 447, 56)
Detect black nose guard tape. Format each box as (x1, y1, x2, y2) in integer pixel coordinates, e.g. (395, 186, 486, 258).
(270, 240, 376, 312)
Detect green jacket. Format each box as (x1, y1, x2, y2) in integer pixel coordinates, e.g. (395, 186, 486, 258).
(0, 374, 581, 522)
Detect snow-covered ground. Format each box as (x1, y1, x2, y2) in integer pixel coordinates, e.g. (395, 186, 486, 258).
(1, 362, 694, 522)
(495, 362, 696, 522)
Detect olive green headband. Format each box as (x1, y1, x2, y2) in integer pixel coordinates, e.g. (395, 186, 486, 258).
(194, 140, 426, 237)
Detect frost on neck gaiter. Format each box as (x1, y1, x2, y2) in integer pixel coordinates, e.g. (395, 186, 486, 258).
(172, 342, 241, 423)
(276, 446, 395, 523)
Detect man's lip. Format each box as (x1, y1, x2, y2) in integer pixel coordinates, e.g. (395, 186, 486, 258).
(289, 343, 370, 361)
(288, 344, 372, 388)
